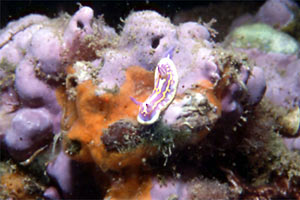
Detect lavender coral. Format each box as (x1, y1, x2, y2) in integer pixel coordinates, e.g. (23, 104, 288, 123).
(0, 5, 116, 162)
(0, 14, 63, 161)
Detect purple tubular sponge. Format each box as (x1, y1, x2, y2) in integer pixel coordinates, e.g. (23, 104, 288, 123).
(0, 7, 98, 162)
(4, 108, 53, 161)
(46, 150, 102, 199)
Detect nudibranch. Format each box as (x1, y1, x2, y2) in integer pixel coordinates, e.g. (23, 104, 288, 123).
(131, 52, 179, 125)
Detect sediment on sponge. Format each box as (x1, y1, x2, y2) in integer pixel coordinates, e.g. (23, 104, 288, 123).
(0, 58, 16, 90)
(101, 119, 142, 153)
(0, 160, 47, 199)
(235, 99, 300, 186)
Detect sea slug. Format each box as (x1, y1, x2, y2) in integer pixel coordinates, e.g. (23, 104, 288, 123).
(132, 52, 179, 125)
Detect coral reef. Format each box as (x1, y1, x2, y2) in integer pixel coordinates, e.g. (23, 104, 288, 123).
(0, 12, 64, 162)
(0, 161, 46, 199)
(1, 0, 300, 199)
(225, 23, 299, 54)
(223, 1, 300, 198)
(255, 0, 297, 29)
(230, 0, 300, 41)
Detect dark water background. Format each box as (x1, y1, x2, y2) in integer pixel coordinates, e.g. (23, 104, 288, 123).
(0, 1, 264, 28)
(0, 0, 268, 43)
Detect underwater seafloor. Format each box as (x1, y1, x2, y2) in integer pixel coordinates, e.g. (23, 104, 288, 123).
(1, 0, 300, 199)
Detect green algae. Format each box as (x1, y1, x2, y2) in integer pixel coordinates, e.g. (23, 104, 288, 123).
(227, 23, 299, 54)
(0, 58, 16, 90)
(281, 6, 300, 42)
